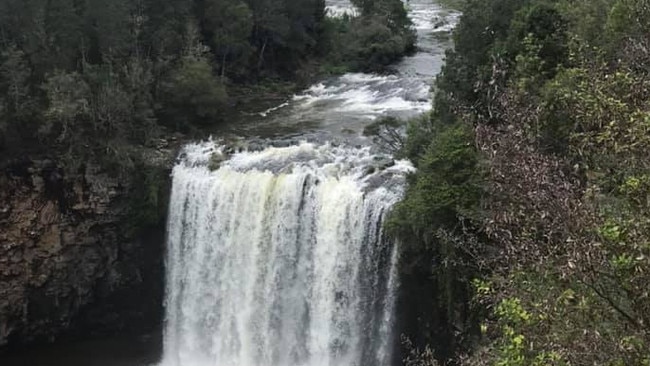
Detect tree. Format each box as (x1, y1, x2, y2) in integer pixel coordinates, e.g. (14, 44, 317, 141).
(203, 0, 253, 79)
(42, 0, 86, 72)
(142, 0, 193, 58)
(246, 0, 291, 72)
(392, 0, 650, 363)
(1, 45, 31, 114)
(158, 55, 227, 129)
(85, 0, 134, 63)
(41, 71, 91, 143)
(121, 56, 157, 144)
(0, 45, 40, 151)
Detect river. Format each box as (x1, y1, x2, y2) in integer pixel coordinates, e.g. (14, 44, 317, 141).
(213, 0, 458, 144)
(0, 1, 457, 365)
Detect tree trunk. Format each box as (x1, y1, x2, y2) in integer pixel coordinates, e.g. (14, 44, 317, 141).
(221, 53, 227, 81)
(257, 38, 268, 71)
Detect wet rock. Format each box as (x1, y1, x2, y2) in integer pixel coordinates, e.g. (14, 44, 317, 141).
(364, 166, 377, 176)
(208, 151, 227, 171)
(433, 20, 446, 29)
(273, 140, 292, 148)
(373, 156, 396, 170)
(247, 141, 266, 152)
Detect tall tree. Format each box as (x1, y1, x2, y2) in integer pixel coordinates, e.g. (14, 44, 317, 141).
(42, 0, 86, 71)
(142, 0, 192, 59)
(203, 0, 253, 79)
(0, 46, 31, 114)
(0, 45, 35, 150)
(245, 0, 290, 71)
(41, 70, 91, 144)
(85, 0, 134, 64)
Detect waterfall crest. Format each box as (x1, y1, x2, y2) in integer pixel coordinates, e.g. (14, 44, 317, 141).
(161, 142, 413, 366)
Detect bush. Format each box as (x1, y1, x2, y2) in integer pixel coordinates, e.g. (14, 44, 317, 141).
(321, 0, 415, 72)
(157, 56, 228, 130)
(391, 122, 481, 237)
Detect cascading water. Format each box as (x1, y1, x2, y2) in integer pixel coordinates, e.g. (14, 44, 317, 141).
(159, 1, 459, 364)
(160, 142, 414, 366)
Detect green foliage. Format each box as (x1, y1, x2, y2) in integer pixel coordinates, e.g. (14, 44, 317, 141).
(605, 0, 650, 59)
(390, 116, 484, 362)
(438, 0, 528, 113)
(400, 114, 435, 161)
(395, 0, 650, 364)
(41, 71, 92, 144)
(346, 15, 414, 70)
(126, 162, 170, 235)
(0, 45, 31, 114)
(158, 56, 228, 129)
(391, 122, 481, 238)
(0, 0, 416, 162)
(86, 0, 135, 62)
(320, 0, 415, 72)
(204, 0, 254, 78)
(0, 45, 39, 150)
(0, 0, 336, 161)
(142, 0, 193, 58)
(508, 3, 569, 76)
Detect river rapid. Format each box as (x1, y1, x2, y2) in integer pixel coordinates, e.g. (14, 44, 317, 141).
(0, 1, 458, 365)
(214, 0, 458, 144)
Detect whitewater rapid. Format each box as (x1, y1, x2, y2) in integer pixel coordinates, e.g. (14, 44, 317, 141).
(160, 142, 413, 366)
(214, 0, 459, 141)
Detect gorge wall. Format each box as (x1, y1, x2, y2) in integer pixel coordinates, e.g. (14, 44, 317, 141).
(0, 157, 170, 350)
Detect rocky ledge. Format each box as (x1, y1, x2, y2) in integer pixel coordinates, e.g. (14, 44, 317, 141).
(0, 155, 172, 350)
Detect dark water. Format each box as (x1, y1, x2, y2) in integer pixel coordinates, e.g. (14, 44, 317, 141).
(0, 333, 161, 366)
(0, 1, 457, 365)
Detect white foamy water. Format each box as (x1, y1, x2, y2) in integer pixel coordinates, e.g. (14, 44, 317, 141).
(160, 142, 413, 366)
(282, 0, 458, 132)
(326, 4, 358, 17)
(292, 73, 431, 119)
(408, 3, 460, 33)
(325, 0, 357, 17)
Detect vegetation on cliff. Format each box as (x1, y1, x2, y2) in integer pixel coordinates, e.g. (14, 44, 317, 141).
(394, 0, 650, 364)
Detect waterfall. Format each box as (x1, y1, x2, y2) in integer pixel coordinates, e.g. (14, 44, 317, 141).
(160, 142, 413, 366)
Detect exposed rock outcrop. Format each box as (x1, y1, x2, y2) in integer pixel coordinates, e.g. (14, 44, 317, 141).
(0, 157, 170, 349)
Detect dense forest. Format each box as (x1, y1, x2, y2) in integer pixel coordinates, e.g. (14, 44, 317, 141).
(393, 0, 650, 364)
(0, 0, 413, 169)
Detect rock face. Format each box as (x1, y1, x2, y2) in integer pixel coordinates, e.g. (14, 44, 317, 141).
(0, 158, 169, 349)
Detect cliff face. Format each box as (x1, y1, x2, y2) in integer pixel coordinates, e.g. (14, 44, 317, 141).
(0, 158, 169, 348)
